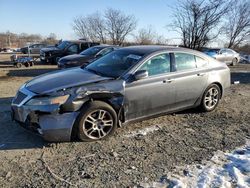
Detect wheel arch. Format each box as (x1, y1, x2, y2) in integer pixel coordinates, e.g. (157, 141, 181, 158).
(70, 92, 125, 140)
(211, 82, 223, 98)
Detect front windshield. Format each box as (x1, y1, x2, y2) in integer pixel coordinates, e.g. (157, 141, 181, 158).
(80, 46, 103, 56)
(84, 50, 143, 78)
(57, 41, 71, 50)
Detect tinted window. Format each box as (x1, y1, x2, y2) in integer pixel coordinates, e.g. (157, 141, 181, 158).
(175, 53, 196, 71)
(195, 56, 208, 68)
(98, 48, 113, 57)
(81, 43, 90, 50)
(85, 51, 142, 78)
(139, 54, 170, 76)
(57, 41, 71, 50)
(80, 46, 103, 56)
(68, 44, 78, 53)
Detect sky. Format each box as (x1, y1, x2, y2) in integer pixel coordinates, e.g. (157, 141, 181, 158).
(0, 0, 179, 42)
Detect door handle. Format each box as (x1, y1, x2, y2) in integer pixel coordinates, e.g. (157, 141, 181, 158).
(163, 79, 174, 83)
(197, 73, 206, 76)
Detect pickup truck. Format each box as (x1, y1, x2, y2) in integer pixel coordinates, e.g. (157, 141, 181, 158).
(40, 40, 99, 64)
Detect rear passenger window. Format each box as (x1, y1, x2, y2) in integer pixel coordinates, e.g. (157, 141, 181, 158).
(195, 56, 208, 68)
(175, 53, 196, 71)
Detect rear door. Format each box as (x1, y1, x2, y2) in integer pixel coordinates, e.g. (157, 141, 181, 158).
(172, 52, 208, 108)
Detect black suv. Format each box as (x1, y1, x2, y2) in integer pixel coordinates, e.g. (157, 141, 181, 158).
(40, 40, 99, 64)
(57, 45, 119, 69)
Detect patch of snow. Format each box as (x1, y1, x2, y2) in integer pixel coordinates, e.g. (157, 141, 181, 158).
(140, 140, 250, 188)
(124, 125, 161, 138)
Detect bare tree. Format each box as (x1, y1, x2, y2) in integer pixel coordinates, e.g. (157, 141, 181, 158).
(134, 26, 169, 45)
(104, 8, 137, 45)
(72, 8, 136, 45)
(72, 16, 90, 40)
(134, 26, 156, 44)
(223, 0, 250, 48)
(86, 13, 107, 43)
(45, 33, 58, 45)
(171, 0, 231, 50)
(72, 13, 106, 43)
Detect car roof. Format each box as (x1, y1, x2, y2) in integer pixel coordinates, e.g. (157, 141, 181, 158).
(117, 45, 203, 56)
(65, 40, 99, 44)
(92, 44, 118, 48)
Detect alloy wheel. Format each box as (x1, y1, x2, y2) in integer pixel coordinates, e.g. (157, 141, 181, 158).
(82, 109, 114, 140)
(204, 87, 219, 110)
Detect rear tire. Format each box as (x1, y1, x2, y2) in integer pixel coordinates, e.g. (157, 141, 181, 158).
(200, 84, 221, 112)
(29, 61, 34, 66)
(16, 62, 22, 68)
(76, 101, 117, 142)
(24, 62, 30, 67)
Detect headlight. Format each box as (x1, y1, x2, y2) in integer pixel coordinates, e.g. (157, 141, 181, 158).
(26, 95, 69, 106)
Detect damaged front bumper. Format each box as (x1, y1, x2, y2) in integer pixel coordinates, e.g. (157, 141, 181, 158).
(11, 86, 79, 142)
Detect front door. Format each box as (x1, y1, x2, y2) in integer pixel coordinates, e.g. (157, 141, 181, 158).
(124, 53, 176, 121)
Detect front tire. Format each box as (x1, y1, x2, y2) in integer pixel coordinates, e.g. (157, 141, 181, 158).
(76, 101, 117, 142)
(200, 84, 221, 112)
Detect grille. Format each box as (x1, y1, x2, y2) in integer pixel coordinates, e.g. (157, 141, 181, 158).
(13, 91, 27, 105)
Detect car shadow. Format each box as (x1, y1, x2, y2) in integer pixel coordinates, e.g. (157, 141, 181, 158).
(231, 72, 250, 84)
(0, 61, 14, 68)
(0, 97, 47, 150)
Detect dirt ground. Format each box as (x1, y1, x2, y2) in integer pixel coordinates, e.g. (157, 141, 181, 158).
(0, 54, 249, 187)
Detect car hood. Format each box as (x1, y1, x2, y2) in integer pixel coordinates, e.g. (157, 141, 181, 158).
(25, 68, 112, 94)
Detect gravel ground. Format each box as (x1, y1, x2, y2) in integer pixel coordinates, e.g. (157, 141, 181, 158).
(0, 54, 249, 187)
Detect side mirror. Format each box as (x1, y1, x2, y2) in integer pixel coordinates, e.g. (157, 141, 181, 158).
(134, 70, 148, 80)
(55, 44, 58, 47)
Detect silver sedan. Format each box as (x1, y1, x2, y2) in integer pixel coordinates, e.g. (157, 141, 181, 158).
(11, 46, 231, 142)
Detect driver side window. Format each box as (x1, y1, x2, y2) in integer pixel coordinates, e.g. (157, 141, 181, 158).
(139, 53, 170, 76)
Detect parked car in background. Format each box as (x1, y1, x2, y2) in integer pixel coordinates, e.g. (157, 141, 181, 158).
(40, 40, 100, 64)
(240, 54, 250, 64)
(57, 45, 119, 69)
(20, 44, 48, 54)
(0, 48, 13, 53)
(11, 45, 230, 142)
(203, 48, 240, 66)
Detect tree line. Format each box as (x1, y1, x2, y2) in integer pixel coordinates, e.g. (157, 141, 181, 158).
(72, 0, 249, 51)
(1, 0, 249, 52)
(0, 32, 58, 48)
